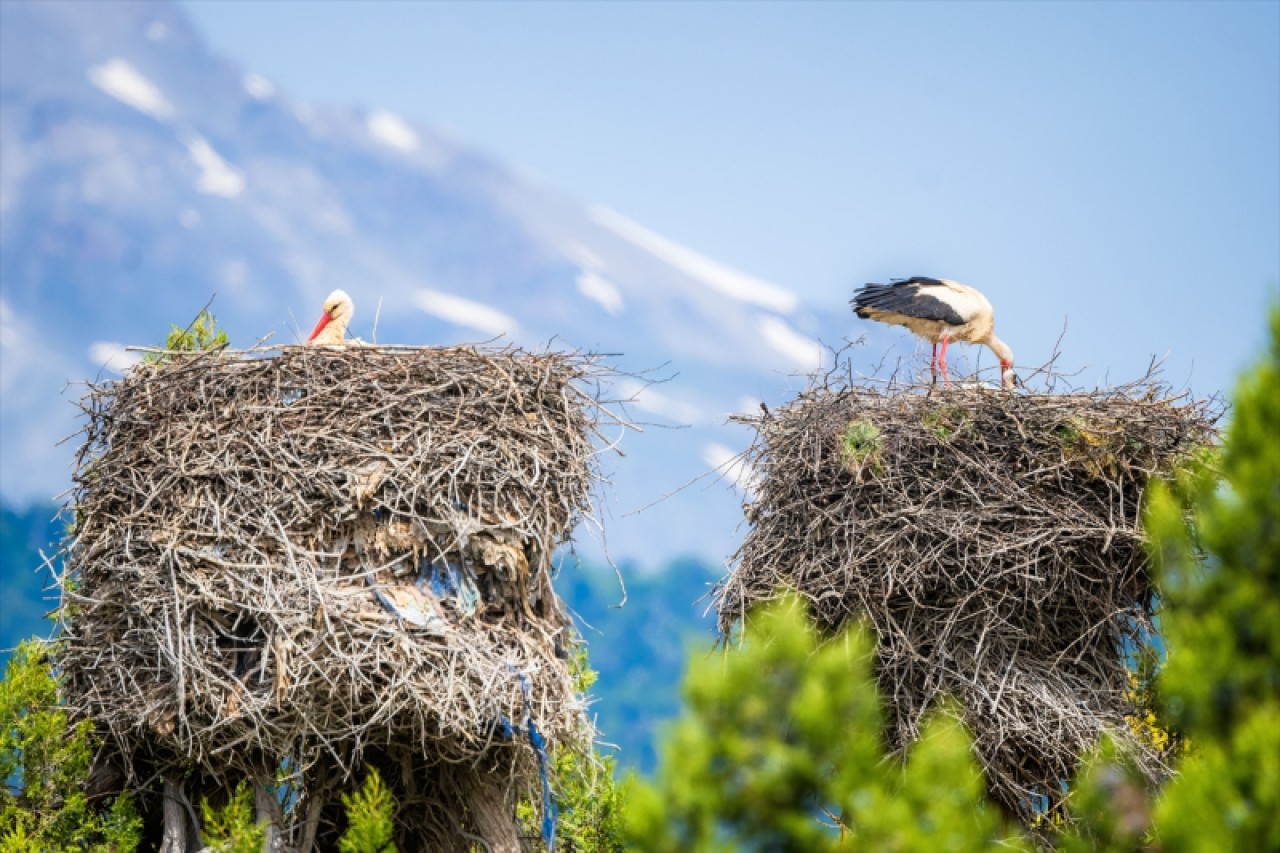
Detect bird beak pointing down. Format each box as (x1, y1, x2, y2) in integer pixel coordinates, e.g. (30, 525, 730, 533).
(307, 311, 332, 343)
(1000, 361, 1020, 390)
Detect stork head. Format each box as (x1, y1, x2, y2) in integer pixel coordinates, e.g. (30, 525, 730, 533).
(307, 289, 354, 344)
(1001, 361, 1018, 390)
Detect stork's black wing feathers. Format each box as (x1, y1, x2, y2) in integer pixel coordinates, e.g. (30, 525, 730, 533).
(851, 277, 966, 326)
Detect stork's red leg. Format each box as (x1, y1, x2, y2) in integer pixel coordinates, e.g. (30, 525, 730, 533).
(939, 337, 951, 386)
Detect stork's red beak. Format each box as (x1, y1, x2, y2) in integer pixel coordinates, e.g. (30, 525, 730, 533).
(307, 311, 332, 342)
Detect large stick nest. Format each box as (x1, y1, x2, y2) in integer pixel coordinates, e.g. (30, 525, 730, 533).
(59, 345, 619, 813)
(712, 370, 1218, 823)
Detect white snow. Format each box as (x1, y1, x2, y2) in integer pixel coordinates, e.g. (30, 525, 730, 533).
(702, 441, 758, 496)
(88, 342, 142, 374)
(368, 111, 420, 153)
(589, 205, 797, 313)
(87, 58, 174, 120)
(615, 378, 706, 426)
(563, 242, 604, 271)
(292, 103, 331, 138)
(576, 271, 624, 316)
(413, 289, 517, 337)
(243, 72, 276, 101)
(756, 314, 823, 371)
(184, 135, 245, 198)
(0, 298, 23, 355)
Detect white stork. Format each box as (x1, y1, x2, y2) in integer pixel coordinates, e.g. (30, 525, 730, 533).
(852, 276, 1016, 389)
(305, 289, 354, 347)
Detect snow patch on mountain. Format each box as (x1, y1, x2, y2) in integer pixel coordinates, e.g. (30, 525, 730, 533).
(368, 111, 420, 153)
(243, 72, 275, 101)
(291, 103, 333, 139)
(87, 58, 174, 120)
(589, 205, 796, 314)
(563, 242, 603, 271)
(577, 271, 624, 315)
(756, 314, 822, 370)
(0, 299, 24, 358)
(413, 289, 517, 337)
(184, 135, 245, 197)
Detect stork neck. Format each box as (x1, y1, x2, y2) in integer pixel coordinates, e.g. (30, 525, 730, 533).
(986, 334, 1014, 367)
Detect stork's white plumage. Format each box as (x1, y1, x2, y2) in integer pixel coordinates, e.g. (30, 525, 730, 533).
(306, 289, 354, 347)
(852, 277, 1016, 389)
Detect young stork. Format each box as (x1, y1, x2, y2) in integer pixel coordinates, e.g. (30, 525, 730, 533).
(852, 276, 1016, 389)
(305, 289, 354, 346)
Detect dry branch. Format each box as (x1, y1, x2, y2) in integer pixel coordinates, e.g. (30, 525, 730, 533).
(713, 369, 1219, 824)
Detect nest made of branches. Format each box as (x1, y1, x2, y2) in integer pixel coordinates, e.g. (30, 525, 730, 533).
(712, 371, 1218, 824)
(58, 344, 623, 846)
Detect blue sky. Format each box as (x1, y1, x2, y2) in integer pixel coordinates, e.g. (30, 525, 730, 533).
(181, 0, 1279, 398)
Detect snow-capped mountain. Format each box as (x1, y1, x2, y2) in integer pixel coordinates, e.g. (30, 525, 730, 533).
(0, 0, 861, 564)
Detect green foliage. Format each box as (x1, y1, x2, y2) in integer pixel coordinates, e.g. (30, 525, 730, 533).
(200, 781, 266, 853)
(623, 594, 1028, 852)
(0, 641, 140, 852)
(1059, 735, 1152, 853)
(1145, 305, 1280, 848)
(920, 406, 972, 441)
(1053, 415, 1128, 479)
(517, 636, 625, 852)
(840, 420, 882, 471)
(199, 769, 399, 853)
(143, 307, 229, 363)
(553, 641, 625, 851)
(338, 768, 396, 853)
(1066, 305, 1280, 848)
(554, 750, 625, 853)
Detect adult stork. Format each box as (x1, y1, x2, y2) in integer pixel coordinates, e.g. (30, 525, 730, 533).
(306, 289, 354, 346)
(852, 276, 1016, 389)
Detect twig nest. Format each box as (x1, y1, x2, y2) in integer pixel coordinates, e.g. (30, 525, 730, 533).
(714, 377, 1218, 822)
(59, 345, 616, 788)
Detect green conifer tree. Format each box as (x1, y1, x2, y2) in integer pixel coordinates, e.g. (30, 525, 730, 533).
(200, 781, 266, 853)
(623, 595, 1029, 852)
(0, 641, 141, 852)
(338, 769, 396, 853)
